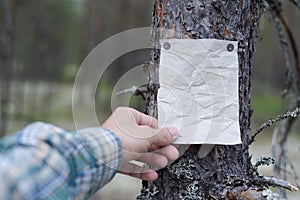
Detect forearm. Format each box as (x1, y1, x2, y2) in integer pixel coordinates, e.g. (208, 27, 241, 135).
(0, 122, 122, 199)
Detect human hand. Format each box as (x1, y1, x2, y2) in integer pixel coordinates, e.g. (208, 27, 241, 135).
(102, 107, 179, 181)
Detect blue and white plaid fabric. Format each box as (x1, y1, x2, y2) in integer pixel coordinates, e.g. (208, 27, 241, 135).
(0, 122, 122, 199)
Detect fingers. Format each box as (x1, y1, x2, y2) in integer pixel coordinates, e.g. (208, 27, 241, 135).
(130, 108, 158, 128)
(128, 171, 158, 181)
(136, 152, 168, 168)
(109, 107, 181, 181)
(147, 127, 179, 147)
(120, 146, 179, 181)
(118, 162, 158, 181)
(156, 145, 179, 161)
(122, 144, 179, 170)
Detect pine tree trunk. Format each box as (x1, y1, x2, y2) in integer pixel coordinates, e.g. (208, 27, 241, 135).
(138, 0, 259, 199)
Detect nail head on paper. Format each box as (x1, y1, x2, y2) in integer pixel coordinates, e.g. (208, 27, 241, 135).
(163, 42, 171, 50)
(227, 43, 234, 52)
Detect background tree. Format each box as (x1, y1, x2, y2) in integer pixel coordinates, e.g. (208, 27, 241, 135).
(0, 0, 80, 134)
(0, 0, 17, 137)
(263, 0, 300, 198)
(137, 0, 299, 199)
(12, 0, 79, 122)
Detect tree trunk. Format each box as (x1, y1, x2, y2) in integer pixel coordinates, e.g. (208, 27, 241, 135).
(138, 0, 259, 199)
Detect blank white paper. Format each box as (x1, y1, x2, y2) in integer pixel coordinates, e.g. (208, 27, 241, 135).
(158, 39, 241, 144)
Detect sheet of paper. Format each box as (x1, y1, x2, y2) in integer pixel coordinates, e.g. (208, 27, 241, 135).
(158, 39, 241, 144)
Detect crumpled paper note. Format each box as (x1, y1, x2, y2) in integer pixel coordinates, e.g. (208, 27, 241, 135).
(158, 39, 241, 144)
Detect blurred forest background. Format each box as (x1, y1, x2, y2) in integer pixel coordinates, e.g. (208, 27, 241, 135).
(0, 0, 299, 199)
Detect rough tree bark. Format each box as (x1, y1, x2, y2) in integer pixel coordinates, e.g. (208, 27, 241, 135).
(137, 0, 275, 199)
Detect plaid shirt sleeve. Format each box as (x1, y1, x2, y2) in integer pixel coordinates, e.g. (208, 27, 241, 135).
(0, 122, 122, 200)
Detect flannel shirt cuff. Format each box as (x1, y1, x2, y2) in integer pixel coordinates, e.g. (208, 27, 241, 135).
(75, 127, 122, 193)
(0, 122, 122, 199)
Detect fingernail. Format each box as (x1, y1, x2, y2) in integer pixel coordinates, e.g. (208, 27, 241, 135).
(167, 127, 179, 137)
